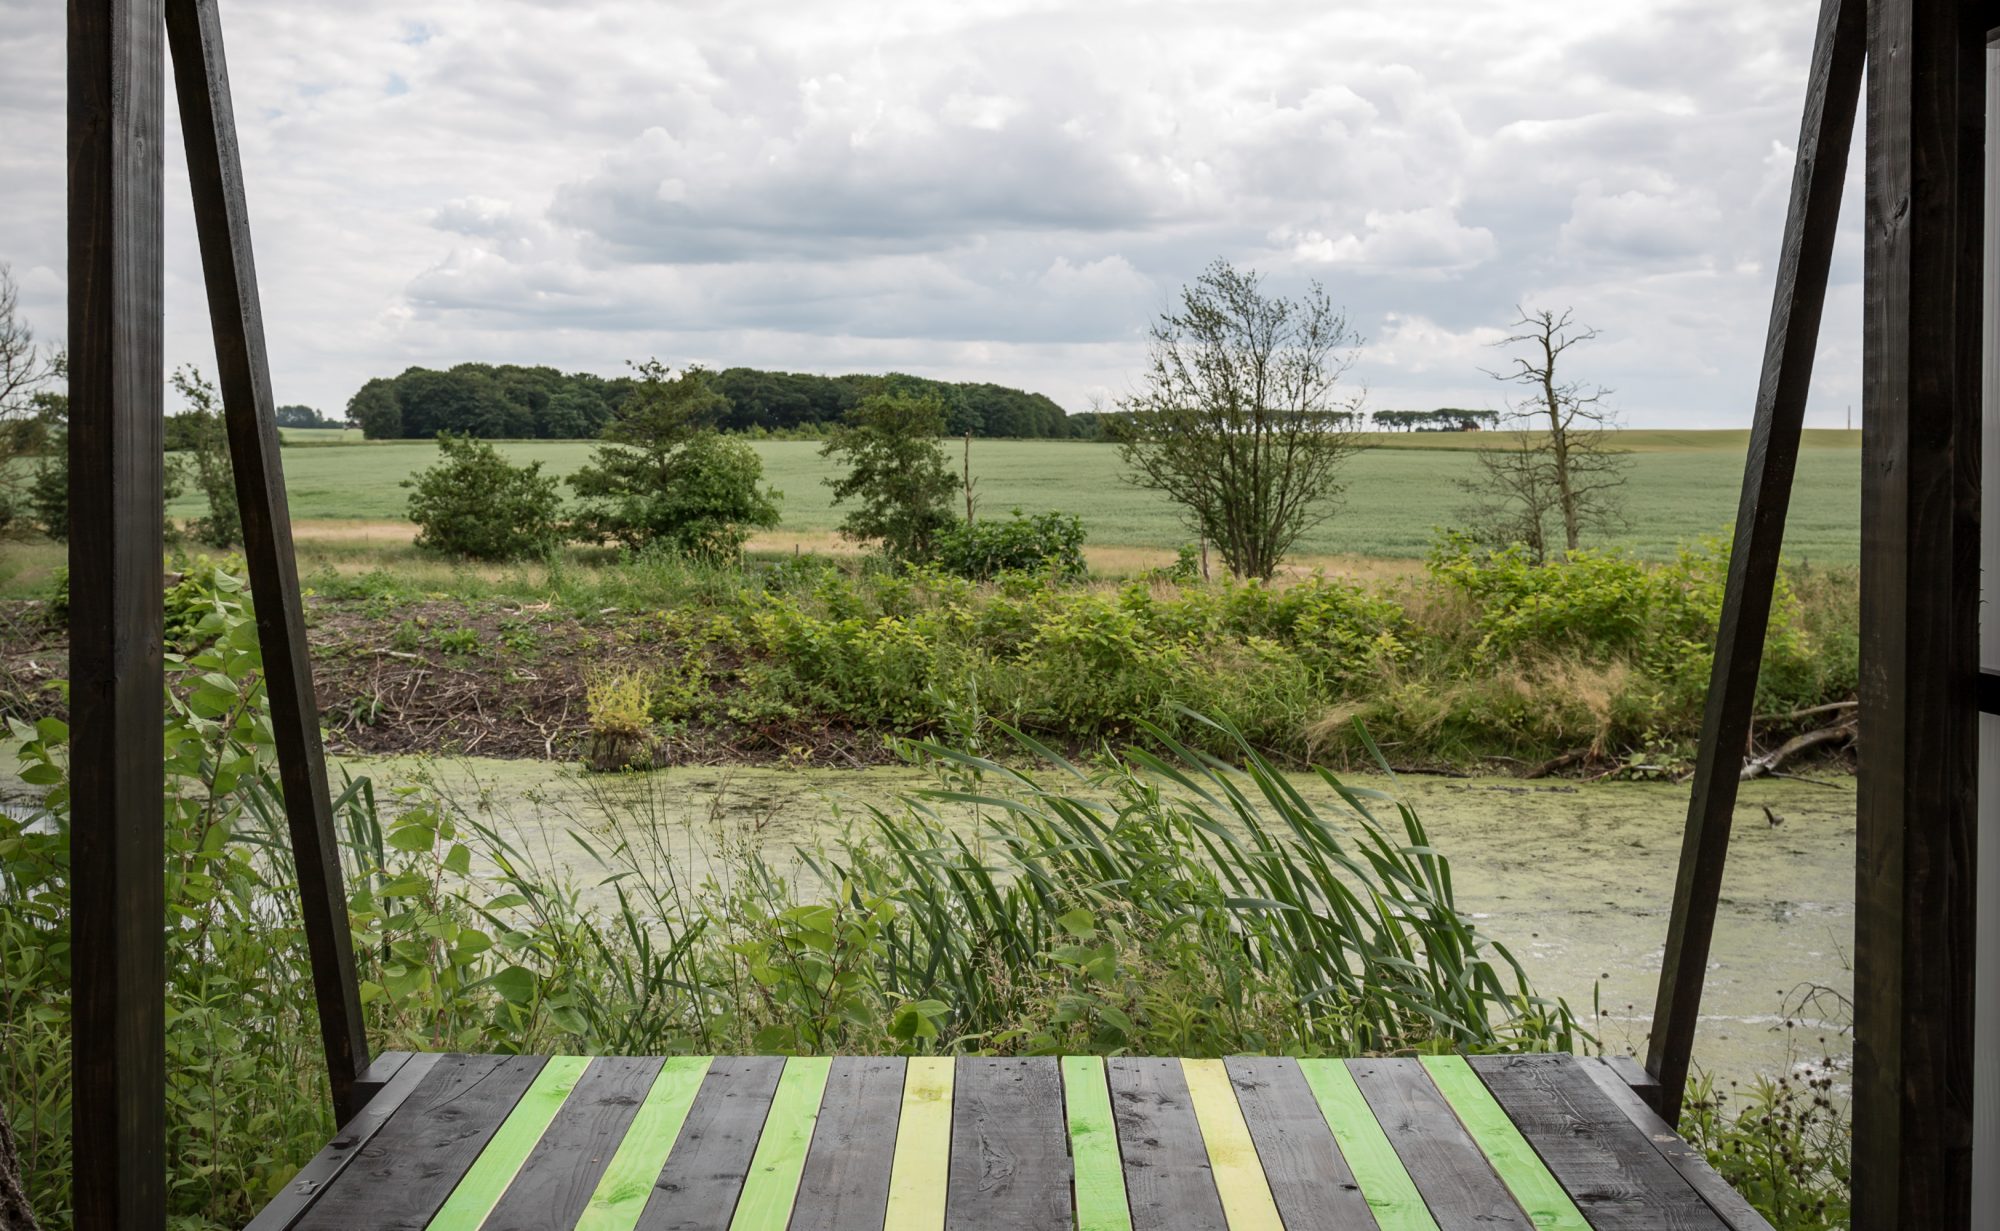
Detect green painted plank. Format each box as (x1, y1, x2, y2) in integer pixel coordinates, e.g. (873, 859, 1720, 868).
(1298, 1060, 1441, 1231)
(1061, 1057, 1133, 1231)
(1420, 1056, 1592, 1231)
(884, 1056, 954, 1231)
(427, 1055, 591, 1231)
(1181, 1059, 1285, 1231)
(574, 1056, 714, 1231)
(728, 1057, 833, 1231)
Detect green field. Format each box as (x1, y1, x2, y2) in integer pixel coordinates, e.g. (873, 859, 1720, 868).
(223, 429, 1863, 564)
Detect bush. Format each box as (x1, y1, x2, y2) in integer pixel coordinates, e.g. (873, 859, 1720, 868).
(405, 433, 563, 561)
(934, 509, 1087, 581)
(821, 391, 958, 562)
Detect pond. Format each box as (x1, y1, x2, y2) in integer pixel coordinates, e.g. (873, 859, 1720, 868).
(323, 754, 1856, 1088)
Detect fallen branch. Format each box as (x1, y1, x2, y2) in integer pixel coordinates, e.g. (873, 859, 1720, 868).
(1741, 721, 1854, 781)
(1759, 699, 1857, 724)
(1525, 748, 1590, 779)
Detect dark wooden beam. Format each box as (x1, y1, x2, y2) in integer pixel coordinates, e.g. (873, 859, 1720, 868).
(68, 0, 167, 1226)
(165, 0, 372, 1123)
(1855, 0, 1984, 1224)
(1645, 0, 1864, 1125)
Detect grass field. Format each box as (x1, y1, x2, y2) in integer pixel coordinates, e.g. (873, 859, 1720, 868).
(220, 429, 1864, 564)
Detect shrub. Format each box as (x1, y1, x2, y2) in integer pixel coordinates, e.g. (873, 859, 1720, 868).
(934, 509, 1087, 581)
(821, 391, 958, 562)
(405, 432, 563, 561)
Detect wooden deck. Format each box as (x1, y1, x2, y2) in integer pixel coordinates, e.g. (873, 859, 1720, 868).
(245, 1052, 1769, 1231)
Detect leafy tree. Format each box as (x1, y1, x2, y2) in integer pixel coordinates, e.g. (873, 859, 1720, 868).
(273, 404, 333, 429)
(569, 360, 780, 558)
(1114, 259, 1366, 580)
(405, 433, 563, 560)
(1458, 308, 1628, 561)
(170, 366, 240, 548)
(821, 391, 958, 562)
(347, 377, 401, 438)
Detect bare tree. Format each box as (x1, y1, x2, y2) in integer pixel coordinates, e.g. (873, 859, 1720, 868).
(1, 266, 60, 535)
(1459, 307, 1627, 560)
(1115, 259, 1365, 580)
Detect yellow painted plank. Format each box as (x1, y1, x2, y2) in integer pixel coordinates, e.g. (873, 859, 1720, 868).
(883, 1056, 955, 1231)
(1181, 1059, 1285, 1231)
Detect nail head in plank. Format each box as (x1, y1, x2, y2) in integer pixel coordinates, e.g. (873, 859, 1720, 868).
(295, 1054, 547, 1231)
(1576, 1059, 1776, 1231)
(246, 1053, 443, 1231)
(1180, 1060, 1284, 1231)
(1468, 1054, 1731, 1231)
(1106, 1056, 1228, 1231)
(575, 1057, 713, 1231)
(730, 1057, 833, 1231)
(884, 1056, 955, 1231)
(1297, 1061, 1438, 1231)
(1348, 1058, 1531, 1230)
(1062, 1057, 1134, 1231)
(1223, 1057, 1378, 1231)
(1418, 1057, 1591, 1231)
(789, 1057, 905, 1231)
(947, 1057, 1074, 1231)
(636, 1055, 787, 1231)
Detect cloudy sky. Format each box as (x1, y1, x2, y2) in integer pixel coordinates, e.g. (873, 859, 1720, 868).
(0, 0, 1862, 426)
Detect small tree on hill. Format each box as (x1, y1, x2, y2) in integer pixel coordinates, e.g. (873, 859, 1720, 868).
(821, 391, 958, 562)
(1458, 307, 1627, 562)
(406, 433, 563, 560)
(1114, 259, 1366, 580)
(569, 360, 781, 559)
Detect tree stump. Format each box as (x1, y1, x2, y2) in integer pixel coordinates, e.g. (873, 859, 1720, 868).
(0, 1106, 40, 1231)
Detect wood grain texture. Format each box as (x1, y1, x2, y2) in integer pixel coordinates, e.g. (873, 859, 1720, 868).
(67, 0, 167, 1225)
(163, 0, 371, 1122)
(1578, 1059, 1776, 1231)
(1180, 1060, 1283, 1231)
(1422, 1058, 1594, 1231)
(294, 1053, 545, 1231)
(1855, 0, 1985, 1225)
(1106, 1057, 1228, 1231)
(1297, 1061, 1438, 1231)
(790, 1057, 905, 1231)
(884, 1057, 954, 1231)
(730, 1057, 832, 1231)
(428, 1055, 592, 1231)
(479, 1056, 667, 1231)
(1223, 1057, 1378, 1231)
(576, 1057, 712, 1231)
(1348, 1058, 1530, 1230)
(1063, 1057, 1134, 1231)
(636, 1055, 785, 1231)
(946, 1057, 1073, 1231)
(1647, 0, 1865, 1122)
(243, 1053, 441, 1231)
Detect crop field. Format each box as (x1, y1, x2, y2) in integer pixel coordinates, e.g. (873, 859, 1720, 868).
(242, 429, 1863, 564)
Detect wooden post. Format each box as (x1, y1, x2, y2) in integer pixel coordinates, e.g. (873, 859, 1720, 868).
(1855, 0, 1984, 1223)
(1645, 0, 1864, 1124)
(165, 0, 372, 1123)
(68, 0, 167, 1225)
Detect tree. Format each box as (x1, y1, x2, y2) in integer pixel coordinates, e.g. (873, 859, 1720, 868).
(821, 391, 958, 562)
(569, 360, 780, 558)
(0, 1102, 39, 1231)
(405, 433, 563, 560)
(347, 377, 401, 438)
(273, 404, 333, 429)
(1114, 259, 1365, 580)
(0, 266, 58, 535)
(172, 366, 240, 548)
(1459, 307, 1628, 561)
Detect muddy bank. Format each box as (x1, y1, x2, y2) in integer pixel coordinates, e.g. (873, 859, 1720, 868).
(332, 754, 1855, 1085)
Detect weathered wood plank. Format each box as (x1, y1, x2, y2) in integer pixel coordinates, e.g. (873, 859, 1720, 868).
(1223, 1057, 1378, 1231)
(1063, 1057, 1134, 1231)
(482, 1056, 666, 1231)
(1578, 1059, 1776, 1231)
(1106, 1056, 1227, 1231)
(789, 1057, 905, 1231)
(428, 1055, 591, 1231)
(730, 1057, 832, 1231)
(1297, 1061, 1438, 1231)
(1181, 1060, 1283, 1231)
(576, 1056, 712, 1231)
(636, 1055, 785, 1231)
(243, 1053, 442, 1231)
(294, 1054, 545, 1230)
(67, 0, 166, 1224)
(1856, 0, 1985, 1225)
(1648, 0, 1866, 1123)
(946, 1057, 1073, 1231)
(883, 1057, 954, 1230)
(163, 0, 371, 1122)
(1348, 1058, 1530, 1230)
(1423, 1057, 1592, 1231)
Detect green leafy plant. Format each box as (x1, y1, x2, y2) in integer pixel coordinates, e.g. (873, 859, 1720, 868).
(934, 509, 1087, 581)
(405, 432, 563, 561)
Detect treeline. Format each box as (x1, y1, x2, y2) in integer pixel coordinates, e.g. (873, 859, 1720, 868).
(1372, 408, 1499, 431)
(346, 362, 1081, 441)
